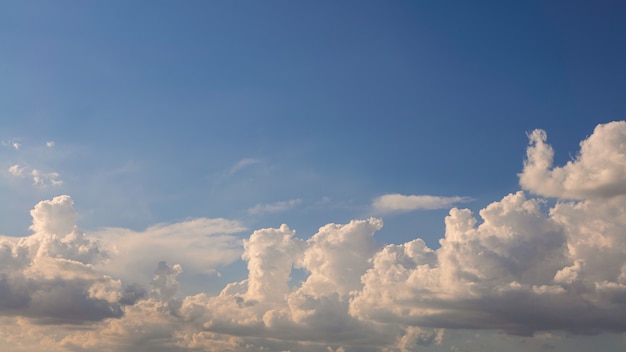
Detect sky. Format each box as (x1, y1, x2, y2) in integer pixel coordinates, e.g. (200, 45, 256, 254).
(2, 1, 626, 351)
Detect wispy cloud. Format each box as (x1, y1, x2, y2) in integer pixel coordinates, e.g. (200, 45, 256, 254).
(46, 141, 55, 148)
(2, 138, 21, 150)
(7, 164, 63, 187)
(248, 198, 302, 215)
(31, 169, 63, 187)
(229, 158, 261, 175)
(8, 164, 24, 177)
(372, 193, 472, 213)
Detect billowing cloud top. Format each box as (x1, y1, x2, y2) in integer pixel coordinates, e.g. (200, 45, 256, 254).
(520, 121, 626, 199)
(3, 122, 626, 351)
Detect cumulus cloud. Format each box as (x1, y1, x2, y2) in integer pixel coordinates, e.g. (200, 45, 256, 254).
(372, 194, 472, 213)
(0, 196, 120, 324)
(248, 198, 302, 215)
(520, 121, 626, 199)
(5, 122, 626, 351)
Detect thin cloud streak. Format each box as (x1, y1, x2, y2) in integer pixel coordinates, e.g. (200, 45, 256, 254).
(372, 194, 472, 213)
(248, 198, 302, 215)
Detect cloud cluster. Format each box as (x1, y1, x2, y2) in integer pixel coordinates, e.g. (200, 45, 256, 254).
(7, 164, 63, 187)
(4, 138, 63, 187)
(0, 196, 119, 324)
(3, 122, 626, 351)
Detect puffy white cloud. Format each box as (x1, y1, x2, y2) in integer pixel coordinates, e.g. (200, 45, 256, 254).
(248, 198, 302, 215)
(520, 121, 626, 199)
(46, 141, 55, 148)
(0, 196, 120, 325)
(372, 194, 471, 213)
(5, 122, 626, 351)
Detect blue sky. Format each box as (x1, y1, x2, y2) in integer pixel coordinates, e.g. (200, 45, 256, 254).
(2, 1, 626, 351)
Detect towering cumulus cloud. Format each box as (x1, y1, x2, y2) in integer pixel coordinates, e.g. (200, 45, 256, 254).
(3, 121, 626, 351)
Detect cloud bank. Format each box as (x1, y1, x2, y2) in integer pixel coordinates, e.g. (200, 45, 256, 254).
(3, 122, 626, 351)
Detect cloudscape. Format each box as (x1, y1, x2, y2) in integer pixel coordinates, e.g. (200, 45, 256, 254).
(2, 1, 626, 351)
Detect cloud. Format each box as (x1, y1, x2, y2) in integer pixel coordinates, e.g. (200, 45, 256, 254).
(7, 164, 63, 187)
(31, 169, 63, 187)
(372, 194, 471, 213)
(46, 141, 55, 148)
(0, 196, 120, 325)
(520, 121, 626, 199)
(91, 217, 247, 284)
(5, 122, 626, 351)
(229, 158, 261, 175)
(248, 198, 302, 215)
(8, 164, 24, 177)
(2, 138, 22, 150)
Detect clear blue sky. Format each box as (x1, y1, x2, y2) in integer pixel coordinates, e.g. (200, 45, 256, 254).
(2, 1, 626, 351)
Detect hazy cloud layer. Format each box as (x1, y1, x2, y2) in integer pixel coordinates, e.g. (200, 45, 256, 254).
(3, 122, 626, 351)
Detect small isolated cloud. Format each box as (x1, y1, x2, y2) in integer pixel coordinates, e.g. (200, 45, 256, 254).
(31, 169, 63, 187)
(2, 138, 21, 150)
(46, 141, 55, 148)
(372, 194, 471, 213)
(8, 164, 24, 177)
(248, 198, 302, 215)
(229, 158, 261, 175)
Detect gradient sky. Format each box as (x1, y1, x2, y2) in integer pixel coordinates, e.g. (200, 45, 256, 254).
(2, 1, 626, 351)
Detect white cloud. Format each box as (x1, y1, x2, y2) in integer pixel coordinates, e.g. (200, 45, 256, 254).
(8, 164, 24, 177)
(5, 122, 626, 351)
(31, 169, 63, 187)
(46, 141, 55, 148)
(248, 198, 302, 215)
(372, 193, 471, 213)
(2, 138, 22, 150)
(7, 164, 63, 187)
(91, 217, 247, 284)
(230, 158, 261, 175)
(520, 121, 626, 199)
